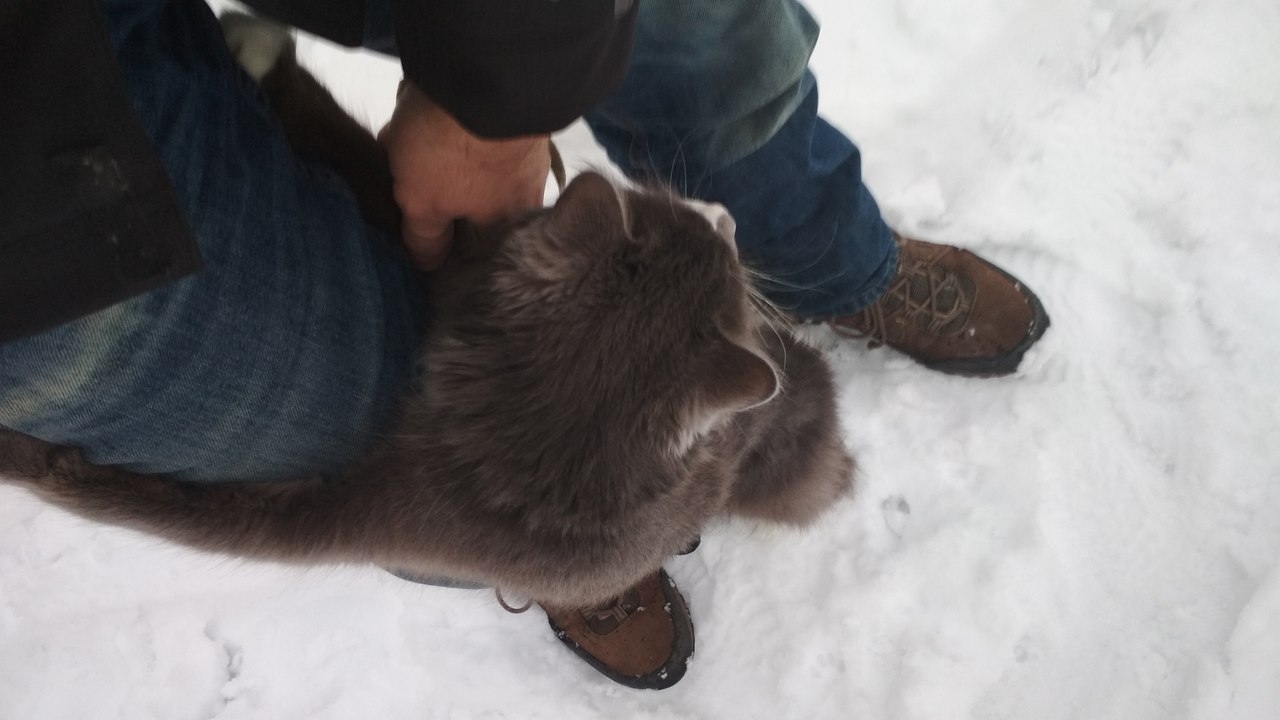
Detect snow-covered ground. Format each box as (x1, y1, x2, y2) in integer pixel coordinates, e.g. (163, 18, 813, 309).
(3, 0, 1279, 717)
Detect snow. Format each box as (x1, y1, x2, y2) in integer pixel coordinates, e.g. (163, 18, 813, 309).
(3, 0, 1279, 717)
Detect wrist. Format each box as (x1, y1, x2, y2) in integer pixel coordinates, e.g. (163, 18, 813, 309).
(400, 82, 549, 165)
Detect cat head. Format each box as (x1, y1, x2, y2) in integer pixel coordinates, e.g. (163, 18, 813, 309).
(424, 172, 778, 467)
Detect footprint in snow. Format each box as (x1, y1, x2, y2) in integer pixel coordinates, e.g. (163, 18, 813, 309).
(881, 496, 911, 538)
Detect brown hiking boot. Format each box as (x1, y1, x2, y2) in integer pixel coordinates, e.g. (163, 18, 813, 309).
(542, 569, 694, 690)
(830, 236, 1049, 376)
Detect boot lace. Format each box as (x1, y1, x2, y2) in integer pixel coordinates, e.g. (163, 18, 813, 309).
(498, 586, 644, 635)
(836, 246, 972, 347)
(578, 587, 645, 634)
(495, 588, 532, 614)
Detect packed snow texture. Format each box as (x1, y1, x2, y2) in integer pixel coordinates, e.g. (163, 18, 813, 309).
(3, 0, 1278, 718)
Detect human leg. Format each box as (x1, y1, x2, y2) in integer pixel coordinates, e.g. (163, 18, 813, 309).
(0, 0, 425, 481)
(589, 0, 1049, 375)
(586, 0, 897, 317)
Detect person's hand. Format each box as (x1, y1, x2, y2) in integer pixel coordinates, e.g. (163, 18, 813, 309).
(379, 82, 551, 270)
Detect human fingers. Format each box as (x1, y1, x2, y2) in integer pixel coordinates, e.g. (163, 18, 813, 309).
(400, 208, 454, 271)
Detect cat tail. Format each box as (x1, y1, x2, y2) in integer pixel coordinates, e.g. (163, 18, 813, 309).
(0, 428, 363, 564)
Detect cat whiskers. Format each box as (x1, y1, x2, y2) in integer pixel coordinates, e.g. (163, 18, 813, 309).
(662, 131, 696, 209)
(746, 283, 793, 330)
(743, 265, 847, 299)
(742, 274, 794, 376)
(738, 221, 861, 303)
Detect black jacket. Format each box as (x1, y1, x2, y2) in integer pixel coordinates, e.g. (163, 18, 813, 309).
(0, 0, 635, 344)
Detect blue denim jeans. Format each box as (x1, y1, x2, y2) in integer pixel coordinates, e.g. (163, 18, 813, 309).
(586, 0, 897, 317)
(0, 0, 426, 481)
(0, 0, 892, 482)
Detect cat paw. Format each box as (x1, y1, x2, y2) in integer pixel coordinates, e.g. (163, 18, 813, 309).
(219, 11, 294, 82)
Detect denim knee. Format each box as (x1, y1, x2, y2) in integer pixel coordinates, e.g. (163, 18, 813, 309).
(588, 0, 820, 172)
(585, 0, 896, 317)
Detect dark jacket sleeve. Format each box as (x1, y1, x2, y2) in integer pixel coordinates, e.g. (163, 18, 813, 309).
(0, 0, 630, 344)
(0, 0, 201, 345)
(392, 0, 637, 137)
(243, 0, 637, 138)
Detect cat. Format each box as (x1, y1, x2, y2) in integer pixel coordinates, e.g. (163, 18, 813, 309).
(0, 15, 855, 609)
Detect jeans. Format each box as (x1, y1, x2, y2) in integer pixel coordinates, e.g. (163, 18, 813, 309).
(586, 0, 897, 317)
(0, 0, 892, 482)
(0, 0, 426, 481)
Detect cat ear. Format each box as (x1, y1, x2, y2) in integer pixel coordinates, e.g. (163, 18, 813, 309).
(699, 337, 779, 415)
(550, 172, 626, 233)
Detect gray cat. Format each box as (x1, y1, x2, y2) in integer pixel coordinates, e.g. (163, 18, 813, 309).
(0, 21, 854, 609)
